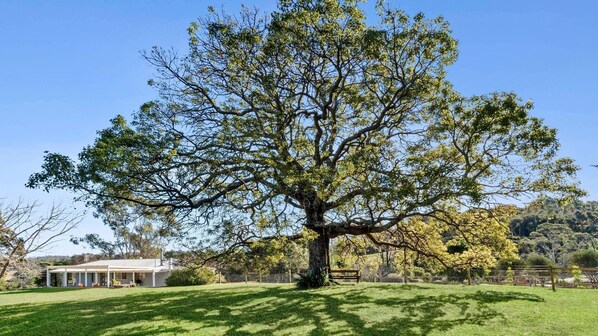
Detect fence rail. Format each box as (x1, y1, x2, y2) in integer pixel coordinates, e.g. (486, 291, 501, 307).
(218, 267, 598, 291)
(219, 271, 297, 284)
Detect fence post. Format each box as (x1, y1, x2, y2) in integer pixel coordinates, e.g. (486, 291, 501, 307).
(403, 247, 408, 284)
(245, 270, 248, 284)
(288, 269, 292, 283)
(550, 266, 556, 292)
(467, 268, 472, 286)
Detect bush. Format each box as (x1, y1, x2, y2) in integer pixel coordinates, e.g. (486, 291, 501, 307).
(297, 267, 329, 289)
(526, 254, 554, 267)
(496, 258, 527, 270)
(165, 267, 216, 286)
(571, 265, 584, 288)
(0, 279, 13, 291)
(443, 268, 484, 283)
(568, 249, 598, 268)
(506, 267, 514, 286)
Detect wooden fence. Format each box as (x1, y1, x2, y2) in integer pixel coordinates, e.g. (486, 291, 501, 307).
(218, 267, 598, 291)
(378, 266, 598, 291)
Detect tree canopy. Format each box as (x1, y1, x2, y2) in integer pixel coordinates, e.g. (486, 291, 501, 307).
(510, 198, 598, 237)
(28, 0, 582, 286)
(70, 201, 167, 259)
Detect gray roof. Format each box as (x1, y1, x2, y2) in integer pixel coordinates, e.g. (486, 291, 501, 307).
(48, 258, 174, 273)
(78, 259, 166, 268)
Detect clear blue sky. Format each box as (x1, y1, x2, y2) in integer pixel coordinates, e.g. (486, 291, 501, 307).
(1, 1, 597, 256)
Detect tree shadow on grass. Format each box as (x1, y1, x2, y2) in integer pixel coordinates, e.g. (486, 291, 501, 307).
(0, 284, 544, 336)
(0, 287, 84, 295)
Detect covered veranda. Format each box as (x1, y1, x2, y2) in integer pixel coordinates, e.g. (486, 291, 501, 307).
(47, 265, 160, 288)
(46, 259, 173, 288)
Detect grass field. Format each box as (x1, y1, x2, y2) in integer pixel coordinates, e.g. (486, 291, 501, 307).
(0, 283, 596, 336)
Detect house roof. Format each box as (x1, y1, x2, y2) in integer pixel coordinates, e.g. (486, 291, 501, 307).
(78, 259, 166, 268)
(48, 258, 173, 273)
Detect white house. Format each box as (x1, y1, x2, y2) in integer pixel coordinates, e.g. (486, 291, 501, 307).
(46, 258, 174, 288)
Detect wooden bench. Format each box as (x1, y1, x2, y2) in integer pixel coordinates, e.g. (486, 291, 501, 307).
(330, 269, 360, 283)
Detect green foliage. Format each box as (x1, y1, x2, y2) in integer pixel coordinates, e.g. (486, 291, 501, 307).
(70, 201, 167, 259)
(296, 267, 329, 289)
(519, 223, 594, 265)
(496, 258, 527, 270)
(278, 240, 308, 273)
(27, 0, 583, 287)
(165, 267, 216, 286)
(510, 198, 598, 238)
(0, 278, 13, 291)
(567, 249, 598, 268)
(525, 254, 554, 267)
(570, 265, 583, 288)
(506, 267, 514, 286)
(442, 267, 485, 283)
(221, 238, 291, 277)
(332, 206, 518, 279)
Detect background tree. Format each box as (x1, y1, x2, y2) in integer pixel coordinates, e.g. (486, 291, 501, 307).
(520, 223, 594, 265)
(71, 234, 117, 258)
(28, 0, 582, 286)
(510, 198, 598, 238)
(279, 240, 309, 274)
(568, 249, 598, 268)
(0, 200, 81, 280)
(70, 203, 165, 259)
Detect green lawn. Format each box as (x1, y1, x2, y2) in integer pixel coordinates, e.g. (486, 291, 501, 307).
(0, 283, 596, 335)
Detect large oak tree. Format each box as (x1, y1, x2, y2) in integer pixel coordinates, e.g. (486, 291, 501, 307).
(28, 0, 582, 286)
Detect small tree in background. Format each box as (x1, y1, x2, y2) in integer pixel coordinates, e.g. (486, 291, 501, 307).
(506, 267, 515, 286)
(523, 223, 593, 266)
(568, 249, 598, 268)
(571, 265, 583, 288)
(0, 200, 81, 281)
(70, 201, 168, 259)
(525, 254, 554, 268)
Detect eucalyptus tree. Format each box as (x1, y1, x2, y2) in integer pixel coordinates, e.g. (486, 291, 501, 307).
(28, 0, 582, 286)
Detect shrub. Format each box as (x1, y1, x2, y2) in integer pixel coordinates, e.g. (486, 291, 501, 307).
(496, 258, 526, 270)
(506, 267, 514, 286)
(571, 265, 584, 288)
(165, 267, 216, 286)
(0, 279, 12, 291)
(297, 267, 329, 289)
(526, 254, 554, 267)
(443, 268, 484, 283)
(568, 249, 598, 268)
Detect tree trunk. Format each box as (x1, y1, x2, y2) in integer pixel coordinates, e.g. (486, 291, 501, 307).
(303, 204, 331, 288)
(303, 230, 331, 287)
(308, 231, 330, 274)
(0, 246, 19, 280)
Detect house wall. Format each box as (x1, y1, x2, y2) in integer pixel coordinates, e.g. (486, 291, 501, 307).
(155, 272, 171, 287)
(113, 272, 133, 283)
(136, 272, 155, 287)
(139, 272, 155, 286)
(73, 273, 97, 287)
(56, 270, 171, 287)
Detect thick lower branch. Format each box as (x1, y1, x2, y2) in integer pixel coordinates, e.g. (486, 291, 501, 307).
(364, 233, 449, 268)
